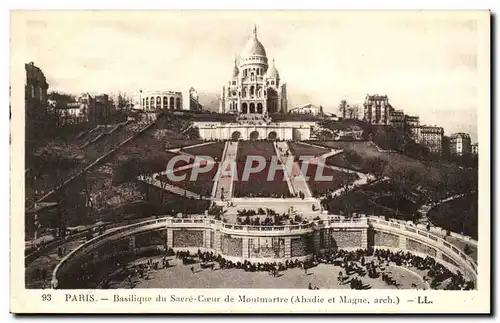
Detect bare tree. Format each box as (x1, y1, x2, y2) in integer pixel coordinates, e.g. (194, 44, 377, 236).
(338, 100, 347, 119)
(365, 157, 387, 180)
(348, 104, 360, 120)
(386, 164, 422, 217)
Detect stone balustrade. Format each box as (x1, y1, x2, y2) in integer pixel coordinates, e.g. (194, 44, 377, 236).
(51, 215, 477, 288)
(368, 217, 477, 279)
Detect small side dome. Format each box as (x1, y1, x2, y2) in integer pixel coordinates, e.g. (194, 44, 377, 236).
(265, 58, 279, 79)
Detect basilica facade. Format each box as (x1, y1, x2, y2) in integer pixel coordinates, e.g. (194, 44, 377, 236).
(219, 25, 288, 115)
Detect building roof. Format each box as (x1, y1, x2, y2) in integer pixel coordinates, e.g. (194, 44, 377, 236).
(241, 25, 267, 58)
(25, 62, 48, 85)
(290, 104, 320, 112)
(450, 132, 471, 139)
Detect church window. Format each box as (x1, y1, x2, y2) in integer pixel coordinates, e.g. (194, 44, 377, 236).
(232, 81, 236, 85)
(271, 80, 274, 85)
(256, 69, 260, 76)
(250, 86, 255, 96)
(251, 73, 254, 81)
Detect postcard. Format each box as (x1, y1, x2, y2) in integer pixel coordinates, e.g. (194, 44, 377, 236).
(10, 10, 490, 314)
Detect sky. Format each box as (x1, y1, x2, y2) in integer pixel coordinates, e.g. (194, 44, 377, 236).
(16, 11, 485, 140)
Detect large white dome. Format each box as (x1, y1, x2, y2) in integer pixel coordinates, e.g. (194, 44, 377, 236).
(240, 25, 267, 58)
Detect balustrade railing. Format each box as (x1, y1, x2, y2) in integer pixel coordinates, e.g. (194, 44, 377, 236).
(52, 215, 477, 288)
(367, 216, 477, 275)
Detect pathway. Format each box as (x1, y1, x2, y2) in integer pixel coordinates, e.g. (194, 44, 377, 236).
(275, 141, 313, 199)
(212, 141, 238, 200)
(272, 142, 297, 196)
(137, 175, 203, 200)
(306, 150, 372, 199)
(167, 141, 216, 159)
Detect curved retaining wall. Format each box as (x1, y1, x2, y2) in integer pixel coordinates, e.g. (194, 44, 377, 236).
(367, 217, 477, 280)
(51, 216, 477, 288)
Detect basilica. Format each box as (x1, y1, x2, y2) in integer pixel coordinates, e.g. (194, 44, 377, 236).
(219, 25, 288, 115)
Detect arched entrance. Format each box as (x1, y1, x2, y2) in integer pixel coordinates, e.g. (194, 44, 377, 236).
(169, 97, 175, 110)
(241, 103, 248, 114)
(257, 103, 263, 114)
(249, 131, 259, 140)
(249, 103, 256, 113)
(231, 131, 241, 141)
(292, 129, 302, 141)
(268, 131, 278, 140)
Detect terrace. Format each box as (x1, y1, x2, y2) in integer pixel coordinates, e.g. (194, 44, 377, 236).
(233, 141, 291, 198)
(287, 142, 331, 160)
(181, 142, 226, 161)
(155, 162, 219, 198)
(298, 161, 359, 198)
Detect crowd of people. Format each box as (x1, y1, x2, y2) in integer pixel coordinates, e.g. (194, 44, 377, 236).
(233, 191, 294, 198)
(313, 248, 474, 290)
(235, 212, 309, 227)
(55, 245, 474, 291)
(370, 249, 474, 290)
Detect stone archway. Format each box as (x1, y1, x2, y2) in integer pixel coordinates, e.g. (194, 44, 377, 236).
(249, 131, 259, 140)
(268, 131, 278, 140)
(257, 103, 263, 114)
(249, 103, 256, 113)
(231, 131, 241, 141)
(292, 129, 302, 141)
(241, 103, 248, 114)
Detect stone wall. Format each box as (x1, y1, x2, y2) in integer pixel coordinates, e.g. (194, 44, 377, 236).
(114, 237, 131, 252)
(135, 230, 168, 248)
(172, 229, 204, 248)
(374, 231, 400, 248)
(96, 243, 115, 258)
(331, 230, 362, 248)
(248, 237, 286, 258)
(291, 236, 312, 257)
(406, 238, 437, 257)
(221, 234, 243, 257)
(209, 230, 215, 249)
